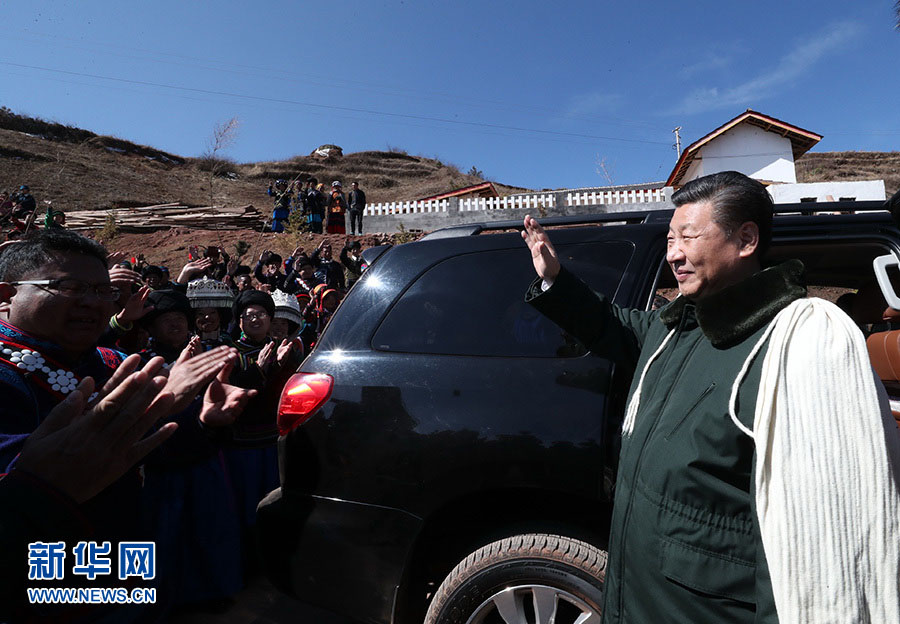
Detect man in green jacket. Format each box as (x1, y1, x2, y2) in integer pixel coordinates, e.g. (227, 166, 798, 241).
(524, 171, 900, 623)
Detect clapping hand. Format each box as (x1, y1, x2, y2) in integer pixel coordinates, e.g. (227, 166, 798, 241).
(257, 341, 275, 372)
(176, 258, 213, 284)
(199, 363, 257, 427)
(82, 354, 167, 409)
(108, 266, 142, 291)
(276, 338, 296, 366)
(174, 336, 201, 366)
(164, 343, 238, 413)
(106, 251, 130, 268)
(17, 369, 177, 503)
(116, 285, 154, 325)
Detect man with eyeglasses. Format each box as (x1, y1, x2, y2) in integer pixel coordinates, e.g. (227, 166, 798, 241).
(0, 230, 256, 610)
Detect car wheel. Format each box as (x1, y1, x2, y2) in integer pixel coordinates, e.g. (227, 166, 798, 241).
(424, 533, 606, 624)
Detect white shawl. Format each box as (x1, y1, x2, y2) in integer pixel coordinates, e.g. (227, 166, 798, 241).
(730, 297, 900, 623)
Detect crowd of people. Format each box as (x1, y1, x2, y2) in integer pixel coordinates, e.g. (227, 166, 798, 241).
(1, 178, 371, 243)
(2, 169, 900, 623)
(1, 185, 66, 240)
(266, 178, 366, 236)
(0, 228, 368, 621)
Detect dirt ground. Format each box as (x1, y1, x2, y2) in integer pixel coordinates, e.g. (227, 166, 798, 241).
(167, 576, 352, 624)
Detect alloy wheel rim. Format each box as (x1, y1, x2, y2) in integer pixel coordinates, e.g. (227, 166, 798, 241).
(465, 583, 601, 624)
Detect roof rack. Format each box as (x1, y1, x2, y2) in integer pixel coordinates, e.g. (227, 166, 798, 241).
(419, 200, 890, 241)
(771, 199, 886, 215)
(419, 207, 674, 240)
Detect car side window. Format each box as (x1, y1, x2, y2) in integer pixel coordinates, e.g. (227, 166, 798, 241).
(373, 241, 634, 357)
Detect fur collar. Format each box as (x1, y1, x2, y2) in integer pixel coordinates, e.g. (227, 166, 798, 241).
(659, 260, 807, 348)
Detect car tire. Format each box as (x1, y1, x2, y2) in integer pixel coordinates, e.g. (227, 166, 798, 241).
(423, 533, 606, 624)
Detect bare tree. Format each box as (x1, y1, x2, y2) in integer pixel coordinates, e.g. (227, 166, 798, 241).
(202, 117, 240, 207)
(595, 155, 616, 186)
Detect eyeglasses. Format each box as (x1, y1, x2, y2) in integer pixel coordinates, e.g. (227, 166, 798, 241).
(241, 311, 270, 321)
(11, 279, 121, 301)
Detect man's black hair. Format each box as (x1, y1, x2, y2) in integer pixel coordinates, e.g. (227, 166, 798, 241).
(671, 171, 773, 259)
(0, 229, 108, 282)
(142, 265, 164, 278)
(309, 177, 318, 185)
(265, 253, 283, 267)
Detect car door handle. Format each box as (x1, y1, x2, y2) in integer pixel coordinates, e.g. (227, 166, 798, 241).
(873, 253, 900, 311)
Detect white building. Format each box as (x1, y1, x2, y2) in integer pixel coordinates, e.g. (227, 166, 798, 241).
(666, 110, 885, 202)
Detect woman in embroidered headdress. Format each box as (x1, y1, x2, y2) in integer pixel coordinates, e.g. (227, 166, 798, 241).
(186, 277, 235, 350)
(270, 288, 306, 361)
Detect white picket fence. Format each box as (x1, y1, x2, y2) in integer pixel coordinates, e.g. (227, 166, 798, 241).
(364, 188, 666, 216)
(458, 193, 556, 212)
(567, 187, 667, 206)
(366, 199, 451, 216)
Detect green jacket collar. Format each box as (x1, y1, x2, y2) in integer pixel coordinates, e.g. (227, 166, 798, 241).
(659, 260, 807, 348)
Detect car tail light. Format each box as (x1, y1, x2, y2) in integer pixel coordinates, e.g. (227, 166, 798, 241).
(277, 373, 334, 435)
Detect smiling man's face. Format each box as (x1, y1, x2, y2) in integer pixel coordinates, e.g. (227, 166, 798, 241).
(666, 201, 750, 300)
(6, 252, 113, 358)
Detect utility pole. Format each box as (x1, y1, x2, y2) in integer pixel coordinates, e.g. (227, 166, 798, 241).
(673, 126, 682, 158)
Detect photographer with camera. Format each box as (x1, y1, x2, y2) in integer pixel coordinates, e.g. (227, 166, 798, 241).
(253, 250, 287, 291)
(178, 246, 231, 284)
(340, 239, 365, 288)
(310, 239, 345, 291)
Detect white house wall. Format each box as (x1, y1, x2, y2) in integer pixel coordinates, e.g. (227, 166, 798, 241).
(692, 124, 797, 184)
(683, 156, 705, 182)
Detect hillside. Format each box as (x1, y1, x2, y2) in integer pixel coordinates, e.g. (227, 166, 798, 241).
(3, 110, 896, 213)
(0, 109, 529, 213)
(796, 150, 900, 196)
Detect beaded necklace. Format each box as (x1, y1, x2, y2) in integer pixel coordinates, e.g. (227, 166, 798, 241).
(0, 338, 97, 401)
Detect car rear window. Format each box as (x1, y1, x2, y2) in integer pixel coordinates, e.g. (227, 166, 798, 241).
(373, 241, 634, 357)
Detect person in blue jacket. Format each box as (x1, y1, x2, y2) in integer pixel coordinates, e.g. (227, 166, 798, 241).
(266, 179, 293, 233)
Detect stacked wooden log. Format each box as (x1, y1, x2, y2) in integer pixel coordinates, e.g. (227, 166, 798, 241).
(65, 203, 264, 232)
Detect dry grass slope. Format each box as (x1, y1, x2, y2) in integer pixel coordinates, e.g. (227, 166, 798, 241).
(0, 110, 528, 213)
(796, 151, 900, 196)
(2, 110, 895, 216)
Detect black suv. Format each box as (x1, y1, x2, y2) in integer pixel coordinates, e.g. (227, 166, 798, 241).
(258, 201, 900, 624)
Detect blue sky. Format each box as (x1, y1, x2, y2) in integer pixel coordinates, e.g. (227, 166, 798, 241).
(2, 1, 898, 191)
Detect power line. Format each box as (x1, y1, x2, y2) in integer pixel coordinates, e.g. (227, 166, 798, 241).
(9, 29, 673, 133)
(0, 61, 672, 147)
(823, 130, 900, 136)
(2, 68, 662, 151)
